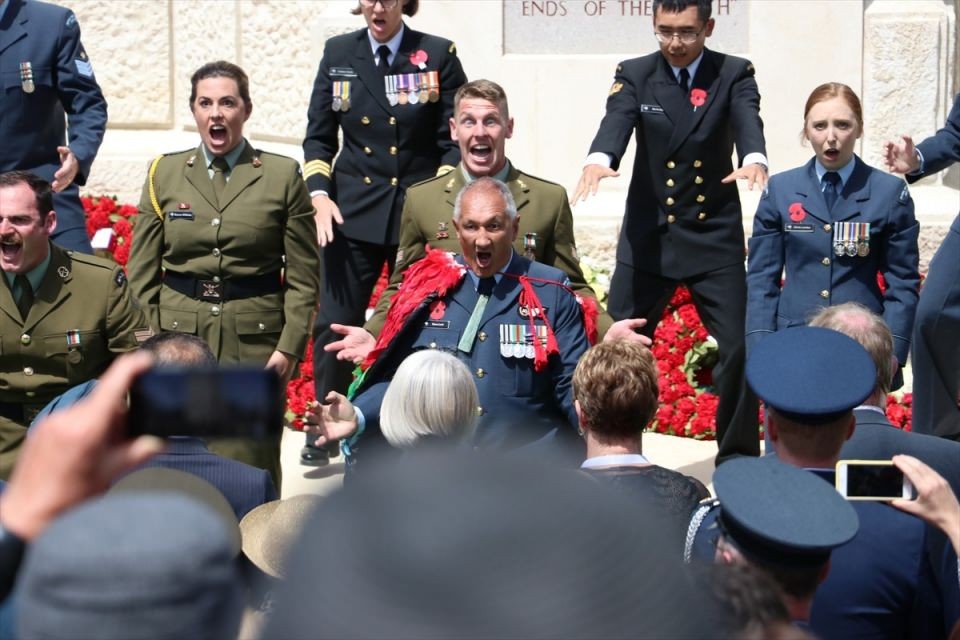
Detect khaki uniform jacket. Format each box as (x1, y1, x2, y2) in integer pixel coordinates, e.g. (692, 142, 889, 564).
(128, 143, 320, 365)
(364, 164, 613, 337)
(0, 244, 150, 477)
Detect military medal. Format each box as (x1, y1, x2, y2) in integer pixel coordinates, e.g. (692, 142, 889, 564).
(524, 233, 538, 260)
(832, 224, 845, 257)
(20, 62, 34, 94)
(500, 325, 514, 358)
(66, 330, 81, 348)
(385, 76, 399, 106)
(427, 71, 440, 102)
(331, 81, 342, 112)
(397, 74, 409, 105)
(408, 73, 421, 104)
(856, 222, 870, 257)
(418, 73, 430, 104)
(340, 80, 351, 112)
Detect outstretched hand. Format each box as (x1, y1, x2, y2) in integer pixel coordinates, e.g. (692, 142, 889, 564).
(304, 391, 359, 446)
(604, 318, 653, 347)
(323, 323, 376, 364)
(571, 164, 619, 205)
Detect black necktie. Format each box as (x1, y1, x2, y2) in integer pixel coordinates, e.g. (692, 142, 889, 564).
(822, 171, 841, 212)
(377, 45, 391, 75)
(15, 274, 33, 320)
(678, 67, 690, 94)
(211, 156, 229, 206)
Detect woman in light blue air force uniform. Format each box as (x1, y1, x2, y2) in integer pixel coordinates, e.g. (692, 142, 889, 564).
(746, 82, 919, 374)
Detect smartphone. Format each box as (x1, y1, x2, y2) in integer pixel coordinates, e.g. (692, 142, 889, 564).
(835, 460, 914, 501)
(128, 367, 281, 440)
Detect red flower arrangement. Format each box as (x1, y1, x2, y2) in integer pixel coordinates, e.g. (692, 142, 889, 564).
(81, 197, 915, 438)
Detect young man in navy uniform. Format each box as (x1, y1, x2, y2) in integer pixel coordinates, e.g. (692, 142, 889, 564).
(0, 0, 107, 254)
(572, 0, 767, 463)
(884, 93, 960, 441)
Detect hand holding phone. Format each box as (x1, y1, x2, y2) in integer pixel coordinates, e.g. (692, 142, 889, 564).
(835, 460, 915, 501)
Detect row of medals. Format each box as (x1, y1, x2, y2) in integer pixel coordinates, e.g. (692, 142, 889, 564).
(385, 71, 441, 106)
(832, 221, 871, 257)
(500, 324, 549, 360)
(19, 62, 35, 93)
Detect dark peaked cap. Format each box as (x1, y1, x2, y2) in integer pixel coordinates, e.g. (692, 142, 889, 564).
(746, 326, 876, 424)
(715, 458, 859, 568)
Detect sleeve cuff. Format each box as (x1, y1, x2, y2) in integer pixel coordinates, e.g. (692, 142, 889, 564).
(741, 152, 768, 170)
(584, 152, 612, 169)
(907, 149, 925, 176)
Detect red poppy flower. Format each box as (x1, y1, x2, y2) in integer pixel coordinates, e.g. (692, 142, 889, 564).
(410, 49, 428, 68)
(788, 202, 806, 222)
(690, 88, 707, 108)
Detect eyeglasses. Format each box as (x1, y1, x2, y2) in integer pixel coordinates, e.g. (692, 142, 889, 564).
(654, 28, 704, 45)
(360, 0, 400, 8)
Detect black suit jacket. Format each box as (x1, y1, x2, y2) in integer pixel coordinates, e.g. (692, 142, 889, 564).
(137, 437, 277, 520)
(303, 25, 466, 245)
(841, 407, 960, 496)
(908, 92, 960, 182)
(588, 48, 765, 279)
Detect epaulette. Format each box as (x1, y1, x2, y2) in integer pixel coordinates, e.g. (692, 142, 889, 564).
(511, 170, 565, 191)
(64, 250, 120, 271)
(407, 171, 450, 191)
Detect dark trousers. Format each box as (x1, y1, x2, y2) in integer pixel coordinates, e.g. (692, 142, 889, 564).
(608, 261, 760, 463)
(911, 216, 960, 440)
(50, 184, 94, 254)
(311, 231, 396, 425)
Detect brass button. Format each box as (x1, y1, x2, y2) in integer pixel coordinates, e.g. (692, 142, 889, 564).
(363, 176, 372, 185)
(258, 322, 266, 330)
(822, 257, 831, 266)
(696, 195, 706, 203)
(694, 176, 704, 184)
(212, 275, 221, 283)
(476, 406, 484, 417)
(211, 218, 221, 226)
(363, 146, 372, 155)
(25, 391, 35, 398)
(389, 116, 397, 125)
(665, 197, 675, 206)
(476, 368, 486, 378)
(23, 367, 34, 376)
(212, 248, 221, 257)
(171, 320, 179, 329)
(478, 331, 487, 342)
(820, 290, 829, 299)
(429, 341, 437, 349)
(390, 177, 398, 186)
(667, 214, 676, 223)
(211, 305, 221, 316)
(389, 146, 398, 155)
(693, 160, 702, 168)
(666, 160, 676, 169)
(665, 178, 675, 187)
(698, 212, 707, 220)
(361, 116, 370, 125)
(20, 334, 30, 346)
(823, 223, 831, 232)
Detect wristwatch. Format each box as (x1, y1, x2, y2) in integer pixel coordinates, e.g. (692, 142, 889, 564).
(0, 520, 26, 600)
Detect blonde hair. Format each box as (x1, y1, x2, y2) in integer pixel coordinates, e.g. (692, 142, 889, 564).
(381, 350, 478, 448)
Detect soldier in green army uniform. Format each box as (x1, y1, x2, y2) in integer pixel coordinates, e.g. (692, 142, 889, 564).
(323, 79, 650, 366)
(127, 61, 320, 488)
(0, 171, 152, 479)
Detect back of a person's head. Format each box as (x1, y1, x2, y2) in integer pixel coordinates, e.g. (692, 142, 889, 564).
(573, 341, 658, 441)
(381, 350, 478, 448)
(809, 303, 895, 396)
(267, 454, 719, 638)
(140, 332, 217, 368)
(16, 492, 243, 640)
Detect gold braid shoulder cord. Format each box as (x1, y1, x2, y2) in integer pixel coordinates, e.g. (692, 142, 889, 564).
(147, 155, 164, 221)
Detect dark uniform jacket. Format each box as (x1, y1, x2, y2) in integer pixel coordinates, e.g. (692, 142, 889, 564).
(587, 48, 765, 279)
(746, 156, 920, 363)
(353, 253, 590, 453)
(128, 142, 320, 364)
(364, 163, 612, 337)
(910, 92, 960, 182)
(0, 245, 150, 476)
(303, 25, 466, 245)
(0, 0, 106, 188)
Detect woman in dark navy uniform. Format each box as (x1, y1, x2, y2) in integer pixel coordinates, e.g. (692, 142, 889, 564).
(746, 83, 920, 374)
(302, 0, 467, 464)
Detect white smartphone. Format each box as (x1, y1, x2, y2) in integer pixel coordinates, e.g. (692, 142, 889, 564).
(835, 460, 914, 501)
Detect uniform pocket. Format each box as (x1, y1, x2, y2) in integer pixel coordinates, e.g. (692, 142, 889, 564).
(236, 310, 282, 363)
(160, 307, 198, 333)
(42, 329, 107, 383)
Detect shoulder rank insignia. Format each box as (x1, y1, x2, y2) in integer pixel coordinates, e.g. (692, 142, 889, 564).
(609, 82, 623, 97)
(57, 266, 70, 279)
(746, 63, 756, 76)
(899, 185, 910, 204)
(449, 42, 457, 54)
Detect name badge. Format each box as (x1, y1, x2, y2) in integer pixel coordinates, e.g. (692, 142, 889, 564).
(641, 104, 664, 114)
(330, 67, 357, 77)
(784, 223, 814, 233)
(167, 211, 195, 221)
(424, 320, 450, 329)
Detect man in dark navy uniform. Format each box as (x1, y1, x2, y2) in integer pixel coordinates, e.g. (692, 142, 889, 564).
(884, 93, 960, 441)
(0, 0, 107, 254)
(572, 0, 767, 463)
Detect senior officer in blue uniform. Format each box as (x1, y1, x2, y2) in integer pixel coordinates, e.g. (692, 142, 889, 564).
(0, 0, 107, 254)
(307, 178, 592, 467)
(747, 83, 920, 374)
(572, 0, 768, 463)
(884, 93, 960, 440)
(687, 327, 948, 640)
(302, 0, 466, 464)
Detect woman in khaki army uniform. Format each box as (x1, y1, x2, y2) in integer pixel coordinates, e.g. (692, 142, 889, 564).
(127, 61, 320, 484)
